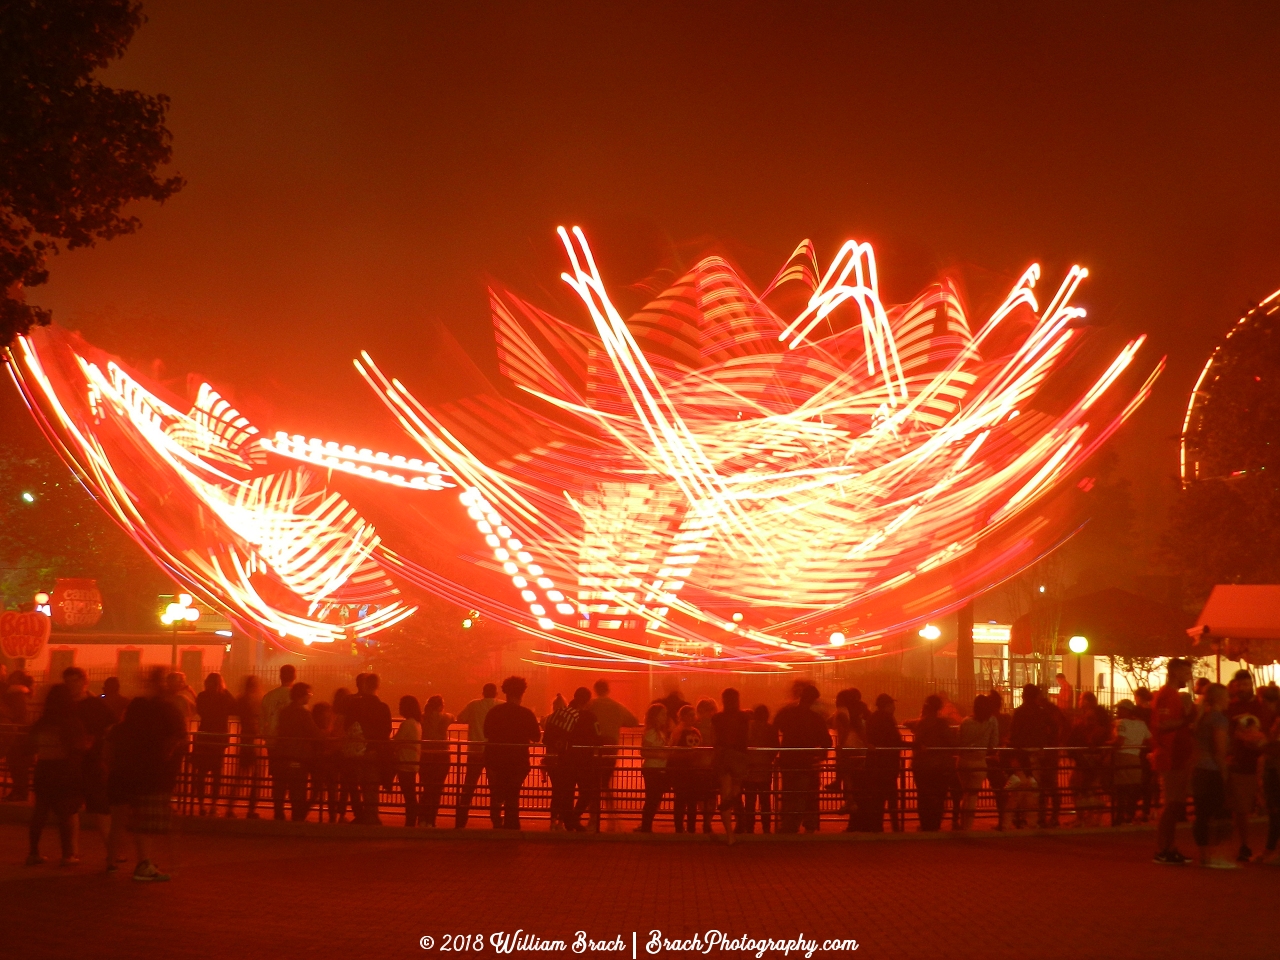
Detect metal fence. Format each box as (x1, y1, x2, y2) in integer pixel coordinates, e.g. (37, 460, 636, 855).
(0, 721, 1156, 832)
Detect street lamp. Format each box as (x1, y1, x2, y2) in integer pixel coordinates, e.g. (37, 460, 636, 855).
(829, 631, 846, 647)
(920, 623, 942, 681)
(1068, 635, 1088, 709)
(161, 594, 200, 668)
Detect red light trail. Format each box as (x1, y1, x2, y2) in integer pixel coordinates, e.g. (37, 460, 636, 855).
(4, 229, 1161, 672)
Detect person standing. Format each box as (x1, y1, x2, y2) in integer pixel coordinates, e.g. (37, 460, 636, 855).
(863, 694, 903, 832)
(693, 698, 719, 833)
(231, 675, 263, 819)
(636, 704, 670, 833)
(100, 677, 128, 723)
(1152, 658, 1196, 865)
(277, 683, 322, 821)
(667, 705, 703, 833)
(1132, 686, 1157, 822)
(1009, 685, 1051, 829)
(1192, 683, 1236, 868)
(586, 679, 638, 831)
(64, 667, 115, 863)
(192, 673, 236, 817)
(911, 695, 956, 832)
(1054, 672, 1074, 715)
(541, 693, 580, 830)
(481, 676, 540, 830)
(419, 696, 455, 827)
(1110, 700, 1151, 825)
(711, 688, 751, 840)
(347, 674, 392, 825)
(1225, 669, 1274, 862)
(112, 667, 187, 882)
(957, 694, 999, 831)
(743, 704, 779, 834)
(773, 682, 831, 834)
(26, 684, 88, 866)
(1255, 685, 1280, 864)
(565, 688, 605, 831)
(454, 682, 498, 828)
(2, 671, 34, 802)
(260, 664, 296, 821)
(392, 695, 422, 827)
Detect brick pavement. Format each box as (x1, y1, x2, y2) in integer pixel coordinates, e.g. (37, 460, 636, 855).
(1, 823, 1272, 959)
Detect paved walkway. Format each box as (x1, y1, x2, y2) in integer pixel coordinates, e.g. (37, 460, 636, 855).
(3, 823, 1273, 958)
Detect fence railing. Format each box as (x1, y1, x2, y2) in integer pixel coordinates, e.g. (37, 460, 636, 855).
(0, 722, 1159, 832)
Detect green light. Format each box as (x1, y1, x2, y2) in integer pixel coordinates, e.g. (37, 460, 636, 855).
(21, 492, 35, 503)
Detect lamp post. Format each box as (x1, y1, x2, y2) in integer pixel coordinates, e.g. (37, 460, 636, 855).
(1068, 635, 1088, 710)
(920, 624, 942, 682)
(161, 594, 201, 669)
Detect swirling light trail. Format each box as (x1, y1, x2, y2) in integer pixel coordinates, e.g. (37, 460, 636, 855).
(4, 228, 1161, 671)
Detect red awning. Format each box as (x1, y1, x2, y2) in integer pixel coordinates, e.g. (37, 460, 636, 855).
(1189, 585, 1280, 665)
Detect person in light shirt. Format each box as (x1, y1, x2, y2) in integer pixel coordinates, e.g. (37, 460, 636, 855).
(454, 683, 498, 828)
(586, 679, 639, 831)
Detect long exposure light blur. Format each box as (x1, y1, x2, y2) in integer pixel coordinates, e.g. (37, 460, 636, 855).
(4, 228, 1161, 671)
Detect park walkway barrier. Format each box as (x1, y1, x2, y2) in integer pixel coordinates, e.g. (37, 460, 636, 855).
(0, 720, 1158, 832)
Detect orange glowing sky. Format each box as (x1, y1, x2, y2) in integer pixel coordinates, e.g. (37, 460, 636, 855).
(11, 1, 1280, 549)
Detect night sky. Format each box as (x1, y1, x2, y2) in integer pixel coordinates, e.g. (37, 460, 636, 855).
(17, 0, 1280, 552)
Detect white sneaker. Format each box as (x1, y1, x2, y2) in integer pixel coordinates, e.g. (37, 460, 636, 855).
(132, 860, 171, 882)
(1199, 858, 1240, 870)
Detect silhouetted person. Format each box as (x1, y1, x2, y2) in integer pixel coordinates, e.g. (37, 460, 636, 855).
(101, 676, 128, 723)
(1009, 683, 1052, 828)
(192, 672, 236, 816)
(911, 695, 956, 831)
(482, 676, 540, 830)
(455, 682, 498, 828)
(864, 694, 903, 832)
(774, 682, 831, 833)
(743, 704, 779, 834)
(260, 664, 296, 821)
(566, 687, 605, 831)
(26, 684, 88, 867)
(419, 695, 455, 827)
(712, 688, 751, 840)
(64, 667, 114, 862)
(277, 683, 322, 821)
(587, 679, 638, 830)
(347, 673, 392, 825)
(833, 689, 868, 831)
(2, 670, 34, 802)
(112, 666, 186, 881)
(668, 705, 703, 833)
(232, 675, 263, 818)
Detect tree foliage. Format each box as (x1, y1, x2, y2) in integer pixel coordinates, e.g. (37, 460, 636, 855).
(1164, 299, 1280, 603)
(0, 431, 169, 627)
(0, 0, 183, 344)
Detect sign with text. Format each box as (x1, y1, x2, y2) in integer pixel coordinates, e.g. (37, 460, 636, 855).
(51, 578, 103, 628)
(0, 610, 52, 660)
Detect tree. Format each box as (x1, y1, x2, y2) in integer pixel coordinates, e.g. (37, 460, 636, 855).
(0, 430, 170, 628)
(1, 0, 183, 344)
(1164, 296, 1280, 604)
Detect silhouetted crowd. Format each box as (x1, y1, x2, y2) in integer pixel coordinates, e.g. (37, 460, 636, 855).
(4, 658, 1279, 881)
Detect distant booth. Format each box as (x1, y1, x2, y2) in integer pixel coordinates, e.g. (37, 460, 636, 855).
(1188, 584, 1280, 681)
(1011, 588, 1195, 705)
